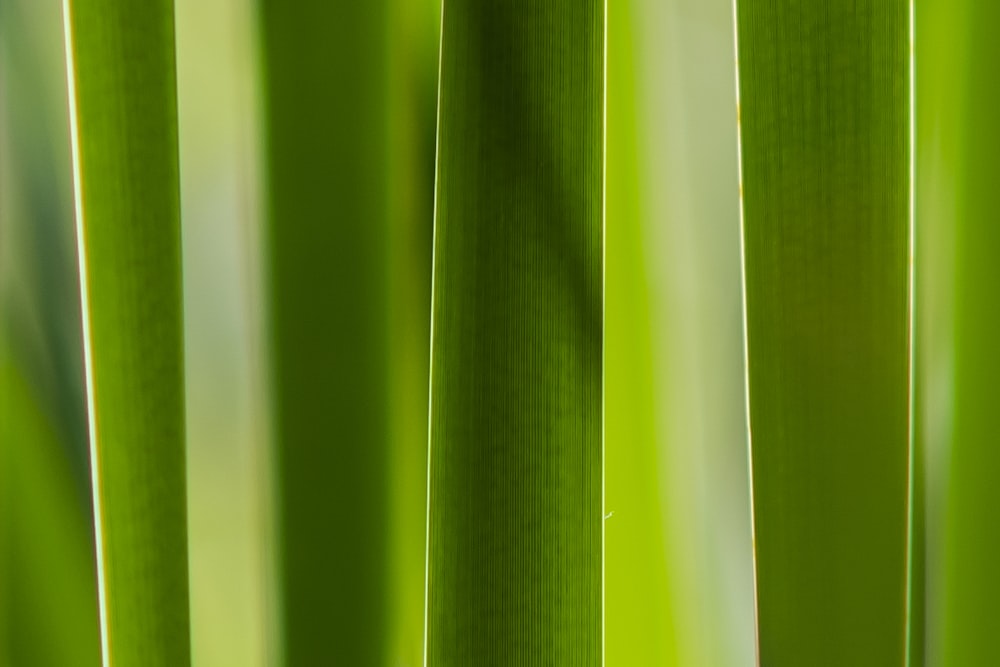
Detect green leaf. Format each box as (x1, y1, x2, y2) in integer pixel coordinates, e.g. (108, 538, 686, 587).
(940, 2, 1000, 664)
(62, 0, 189, 663)
(424, 2, 603, 664)
(257, 1, 393, 664)
(385, 0, 440, 664)
(735, 2, 912, 664)
(914, 1, 970, 664)
(911, 2, 962, 660)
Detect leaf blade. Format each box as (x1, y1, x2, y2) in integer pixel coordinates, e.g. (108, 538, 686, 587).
(62, 0, 189, 663)
(940, 3, 1000, 663)
(256, 1, 394, 663)
(735, 2, 912, 664)
(425, 2, 605, 664)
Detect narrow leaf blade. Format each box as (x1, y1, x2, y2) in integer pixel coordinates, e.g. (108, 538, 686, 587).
(735, 2, 912, 664)
(63, 0, 189, 662)
(425, 2, 605, 664)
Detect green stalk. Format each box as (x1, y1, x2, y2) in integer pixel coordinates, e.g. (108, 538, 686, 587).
(62, 0, 189, 664)
(735, 2, 911, 664)
(424, 2, 603, 664)
(941, 2, 1000, 664)
(257, 1, 391, 664)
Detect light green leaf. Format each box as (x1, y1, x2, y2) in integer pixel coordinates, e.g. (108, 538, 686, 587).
(940, 2, 1000, 664)
(385, 0, 440, 664)
(605, 0, 678, 664)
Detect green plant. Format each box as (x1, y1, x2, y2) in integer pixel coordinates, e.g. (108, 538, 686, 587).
(62, 0, 189, 663)
(605, 0, 679, 664)
(6, 0, 1000, 665)
(423, 2, 603, 664)
(735, 2, 912, 664)
(941, 2, 1000, 664)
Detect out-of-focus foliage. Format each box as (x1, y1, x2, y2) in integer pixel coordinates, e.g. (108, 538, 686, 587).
(606, 1, 678, 663)
(633, 1, 756, 664)
(607, 1, 753, 665)
(0, 0, 99, 664)
(255, 0, 439, 663)
(941, 2, 1000, 665)
(0, 355, 101, 667)
(914, 0, 962, 663)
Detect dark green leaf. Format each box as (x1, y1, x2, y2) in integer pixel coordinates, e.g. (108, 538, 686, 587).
(735, 2, 911, 664)
(257, 1, 393, 664)
(425, 2, 604, 664)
